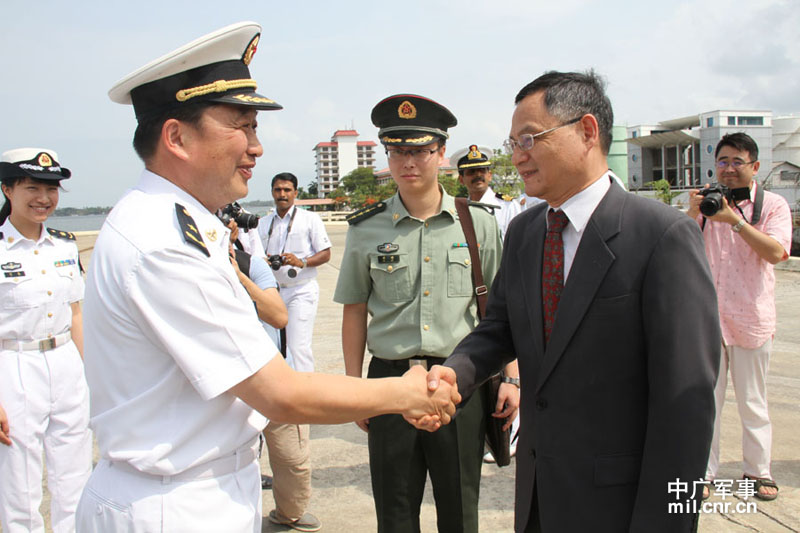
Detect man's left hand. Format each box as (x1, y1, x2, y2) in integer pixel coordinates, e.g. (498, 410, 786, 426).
(280, 253, 304, 268)
(494, 382, 520, 431)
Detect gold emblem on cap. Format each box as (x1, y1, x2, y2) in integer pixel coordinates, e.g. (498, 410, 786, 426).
(242, 34, 260, 66)
(38, 153, 53, 167)
(467, 145, 482, 160)
(398, 101, 417, 120)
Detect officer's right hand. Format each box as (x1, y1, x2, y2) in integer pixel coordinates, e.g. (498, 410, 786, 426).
(0, 403, 11, 446)
(355, 418, 369, 433)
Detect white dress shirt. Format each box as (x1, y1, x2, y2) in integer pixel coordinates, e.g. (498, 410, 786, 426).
(550, 172, 613, 282)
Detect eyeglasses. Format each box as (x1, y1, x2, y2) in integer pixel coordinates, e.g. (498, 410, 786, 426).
(716, 160, 756, 170)
(385, 147, 440, 161)
(503, 117, 582, 154)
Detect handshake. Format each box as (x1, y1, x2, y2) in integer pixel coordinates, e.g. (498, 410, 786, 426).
(397, 365, 461, 432)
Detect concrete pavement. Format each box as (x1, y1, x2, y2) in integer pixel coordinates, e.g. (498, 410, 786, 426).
(11, 226, 796, 532)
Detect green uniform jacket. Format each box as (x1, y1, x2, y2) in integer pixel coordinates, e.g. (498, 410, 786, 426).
(334, 190, 502, 359)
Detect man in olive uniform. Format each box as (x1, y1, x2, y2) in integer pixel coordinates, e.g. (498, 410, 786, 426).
(334, 94, 520, 533)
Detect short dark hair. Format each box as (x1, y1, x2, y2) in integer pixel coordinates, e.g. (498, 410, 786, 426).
(132, 102, 215, 162)
(515, 70, 614, 154)
(271, 172, 298, 190)
(715, 132, 759, 161)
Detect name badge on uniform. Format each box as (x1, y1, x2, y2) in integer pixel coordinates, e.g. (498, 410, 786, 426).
(378, 255, 400, 264)
(377, 243, 399, 253)
(54, 259, 76, 268)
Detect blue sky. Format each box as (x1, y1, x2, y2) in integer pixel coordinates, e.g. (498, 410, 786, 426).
(1, 0, 797, 207)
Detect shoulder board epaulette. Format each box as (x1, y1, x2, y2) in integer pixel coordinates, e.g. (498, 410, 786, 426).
(346, 201, 387, 225)
(495, 192, 514, 202)
(467, 200, 499, 214)
(175, 203, 210, 257)
(47, 227, 76, 241)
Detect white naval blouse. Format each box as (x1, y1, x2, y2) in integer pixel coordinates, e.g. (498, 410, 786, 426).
(83, 170, 276, 475)
(0, 219, 83, 342)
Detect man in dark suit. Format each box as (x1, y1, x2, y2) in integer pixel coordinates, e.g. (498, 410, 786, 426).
(422, 71, 720, 532)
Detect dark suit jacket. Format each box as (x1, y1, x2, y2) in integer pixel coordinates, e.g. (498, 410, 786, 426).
(446, 180, 720, 532)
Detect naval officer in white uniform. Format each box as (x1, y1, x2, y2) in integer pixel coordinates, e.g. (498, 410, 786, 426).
(0, 148, 91, 533)
(77, 21, 460, 533)
(451, 144, 522, 238)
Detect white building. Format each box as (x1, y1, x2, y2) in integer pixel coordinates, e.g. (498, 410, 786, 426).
(626, 110, 773, 189)
(313, 129, 376, 197)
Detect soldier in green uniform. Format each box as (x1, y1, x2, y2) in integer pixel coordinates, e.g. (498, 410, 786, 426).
(334, 94, 520, 533)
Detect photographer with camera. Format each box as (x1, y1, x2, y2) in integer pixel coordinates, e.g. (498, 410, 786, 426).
(688, 132, 792, 501)
(257, 172, 331, 374)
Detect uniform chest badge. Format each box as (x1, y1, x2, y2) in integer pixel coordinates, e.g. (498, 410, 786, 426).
(1, 261, 22, 271)
(205, 229, 218, 242)
(377, 242, 399, 253)
(54, 259, 76, 268)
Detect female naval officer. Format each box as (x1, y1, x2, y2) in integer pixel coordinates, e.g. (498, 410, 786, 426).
(0, 148, 91, 533)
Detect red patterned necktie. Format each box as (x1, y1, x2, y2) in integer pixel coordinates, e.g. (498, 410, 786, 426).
(542, 209, 569, 345)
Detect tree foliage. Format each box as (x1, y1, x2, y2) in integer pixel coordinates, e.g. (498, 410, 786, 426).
(650, 179, 681, 205)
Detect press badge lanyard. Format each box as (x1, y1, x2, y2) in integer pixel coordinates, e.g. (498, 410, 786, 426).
(266, 206, 298, 255)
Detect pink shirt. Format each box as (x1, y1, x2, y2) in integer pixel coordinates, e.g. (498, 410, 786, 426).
(698, 185, 792, 348)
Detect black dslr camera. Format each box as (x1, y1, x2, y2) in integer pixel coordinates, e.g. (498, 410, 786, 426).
(698, 184, 750, 217)
(218, 202, 260, 230)
(267, 254, 297, 278)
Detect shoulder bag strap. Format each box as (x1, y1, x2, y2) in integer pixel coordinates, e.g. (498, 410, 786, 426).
(454, 198, 488, 319)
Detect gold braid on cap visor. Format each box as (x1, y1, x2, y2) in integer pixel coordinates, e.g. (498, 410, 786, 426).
(175, 79, 258, 102)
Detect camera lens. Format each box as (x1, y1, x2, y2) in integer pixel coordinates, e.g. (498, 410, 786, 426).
(287, 268, 297, 278)
(235, 212, 260, 230)
(700, 192, 724, 217)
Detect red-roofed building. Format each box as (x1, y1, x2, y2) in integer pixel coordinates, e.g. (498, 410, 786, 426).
(313, 129, 377, 197)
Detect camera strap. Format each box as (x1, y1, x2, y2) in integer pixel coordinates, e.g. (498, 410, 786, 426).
(266, 206, 298, 255)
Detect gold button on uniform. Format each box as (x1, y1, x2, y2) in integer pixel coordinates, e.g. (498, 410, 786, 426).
(393, 213, 399, 220)
(7, 237, 13, 243)
(423, 325, 430, 331)
(424, 256, 430, 262)
(42, 270, 47, 274)
(423, 290, 430, 296)
(464, 259, 471, 265)
(48, 313, 53, 318)
(387, 265, 393, 272)
(34, 250, 39, 255)
(424, 222, 429, 228)
(47, 291, 52, 296)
